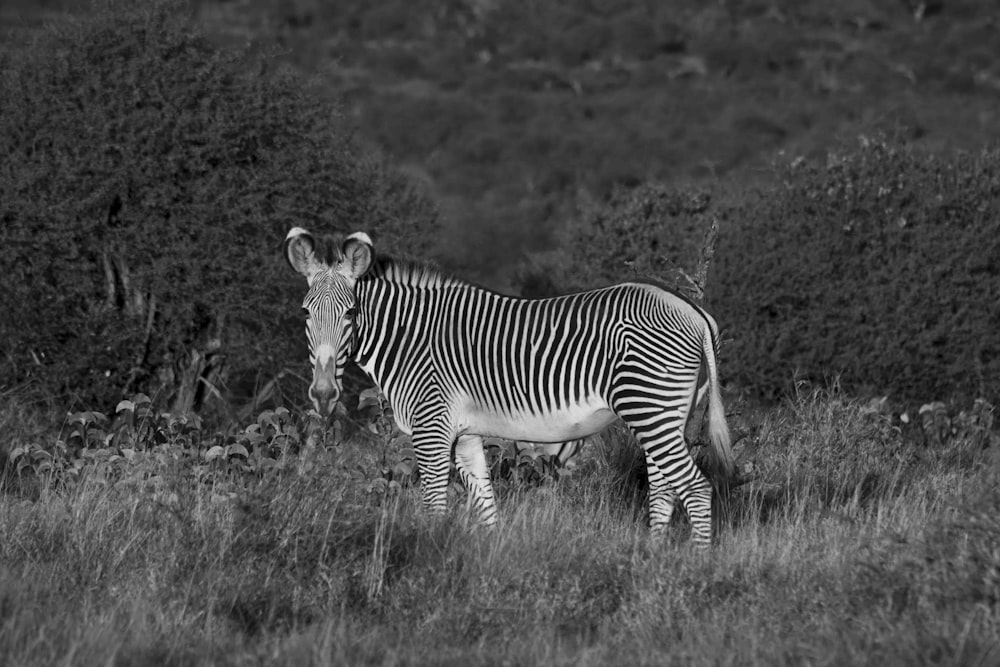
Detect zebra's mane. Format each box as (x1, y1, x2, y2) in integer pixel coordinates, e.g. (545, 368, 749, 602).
(366, 257, 467, 291)
(365, 257, 698, 305)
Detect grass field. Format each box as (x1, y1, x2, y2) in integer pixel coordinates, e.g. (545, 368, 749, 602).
(2, 390, 998, 666)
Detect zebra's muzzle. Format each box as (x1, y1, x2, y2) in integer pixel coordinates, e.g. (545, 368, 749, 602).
(309, 362, 340, 416)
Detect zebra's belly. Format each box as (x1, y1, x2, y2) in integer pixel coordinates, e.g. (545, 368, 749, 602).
(455, 396, 617, 442)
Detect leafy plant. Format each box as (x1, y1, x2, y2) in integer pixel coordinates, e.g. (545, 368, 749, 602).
(714, 137, 1000, 401)
(0, 0, 438, 416)
(517, 182, 716, 297)
(526, 138, 1000, 403)
(356, 387, 416, 496)
(6, 394, 329, 496)
(485, 439, 577, 486)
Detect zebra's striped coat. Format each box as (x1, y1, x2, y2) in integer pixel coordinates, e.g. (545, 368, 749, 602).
(286, 229, 733, 545)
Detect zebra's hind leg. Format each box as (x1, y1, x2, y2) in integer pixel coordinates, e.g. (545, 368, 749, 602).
(661, 453, 713, 548)
(642, 436, 712, 545)
(617, 401, 714, 547)
(454, 434, 499, 527)
(644, 458, 678, 538)
(647, 446, 713, 546)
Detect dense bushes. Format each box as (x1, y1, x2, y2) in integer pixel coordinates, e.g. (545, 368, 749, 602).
(222, 0, 1000, 289)
(0, 0, 437, 415)
(3, 1, 996, 414)
(519, 183, 715, 297)
(715, 137, 1000, 402)
(529, 138, 1000, 403)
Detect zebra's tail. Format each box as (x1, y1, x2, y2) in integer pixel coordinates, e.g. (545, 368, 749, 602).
(701, 324, 734, 480)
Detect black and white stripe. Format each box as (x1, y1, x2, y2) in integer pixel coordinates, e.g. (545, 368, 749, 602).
(286, 229, 733, 545)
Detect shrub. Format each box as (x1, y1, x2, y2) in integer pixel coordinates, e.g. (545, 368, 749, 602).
(530, 138, 1000, 403)
(6, 395, 306, 493)
(0, 0, 438, 415)
(518, 182, 715, 297)
(714, 136, 1000, 402)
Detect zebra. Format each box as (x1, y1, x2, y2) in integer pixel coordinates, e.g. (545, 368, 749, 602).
(285, 228, 734, 545)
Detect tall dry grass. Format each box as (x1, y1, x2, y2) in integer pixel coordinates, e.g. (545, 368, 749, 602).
(1, 389, 998, 665)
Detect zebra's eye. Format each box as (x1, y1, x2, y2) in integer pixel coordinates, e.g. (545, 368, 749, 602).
(301, 307, 310, 319)
(344, 307, 357, 321)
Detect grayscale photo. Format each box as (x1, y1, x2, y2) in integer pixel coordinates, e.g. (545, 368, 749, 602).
(1, 1, 998, 664)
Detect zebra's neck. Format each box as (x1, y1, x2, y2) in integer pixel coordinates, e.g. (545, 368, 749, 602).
(350, 259, 490, 398)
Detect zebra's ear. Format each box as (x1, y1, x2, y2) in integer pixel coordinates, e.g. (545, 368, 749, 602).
(342, 232, 374, 279)
(285, 227, 326, 280)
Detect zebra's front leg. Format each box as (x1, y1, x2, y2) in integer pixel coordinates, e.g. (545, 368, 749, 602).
(411, 423, 457, 519)
(454, 434, 499, 527)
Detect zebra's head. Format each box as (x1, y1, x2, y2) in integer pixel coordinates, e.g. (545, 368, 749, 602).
(285, 227, 374, 416)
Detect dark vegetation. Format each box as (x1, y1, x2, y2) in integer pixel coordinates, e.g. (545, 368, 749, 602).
(2, 0, 998, 412)
(716, 139, 1000, 402)
(216, 0, 1000, 404)
(0, 0, 437, 416)
(532, 143, 1000, 403)
(215, 0, 1000, 279)
(523, 184, 716, 296)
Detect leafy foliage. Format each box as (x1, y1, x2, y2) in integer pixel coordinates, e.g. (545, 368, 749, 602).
(8, 395, 311, 492)
(4, 387, 577, 507)
(211, 0, 1000, 285)
(0, 0, 438, 413)
(484, 438, 581, 485)
(356, 386, 417, 495)
(518, 182, 715, 297)
(527, 138, 1000, 403)
(714, 137, 1000, 402)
